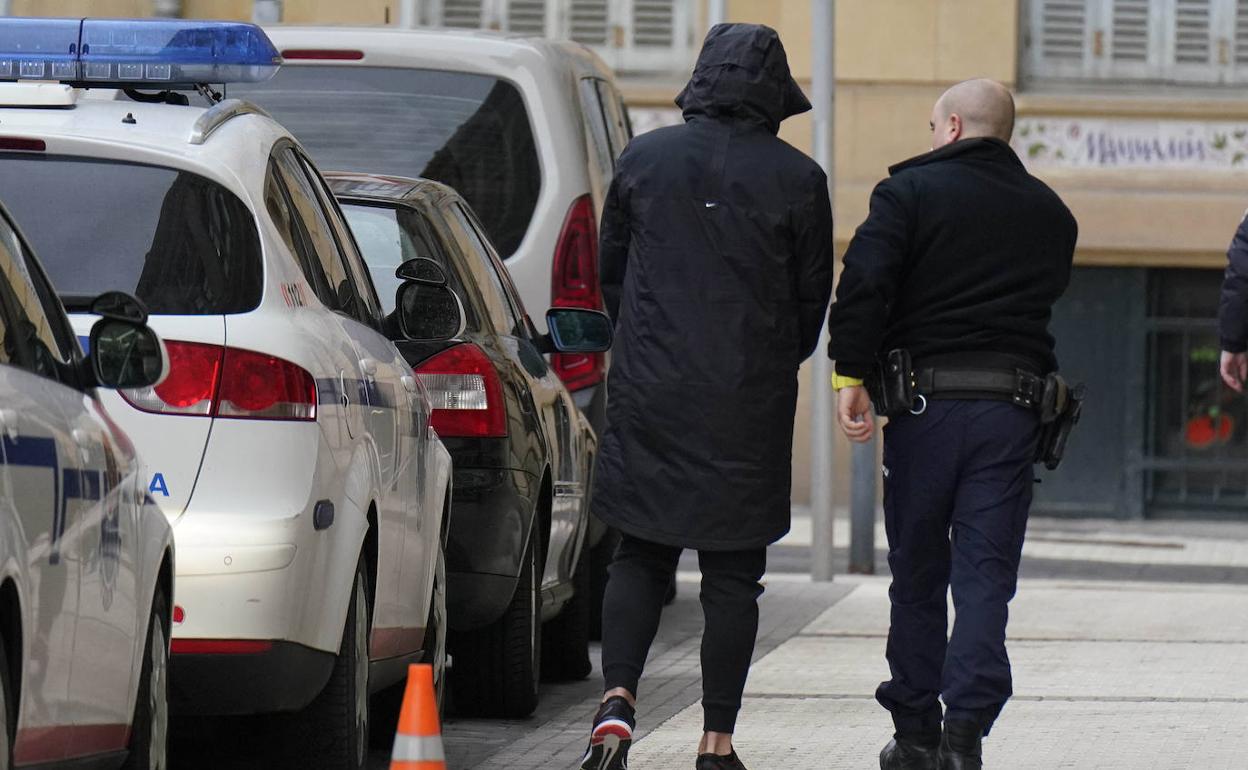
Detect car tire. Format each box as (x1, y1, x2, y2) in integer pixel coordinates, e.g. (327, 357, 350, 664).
(588, 525, 619, 642)
(370, 544, 446, 751)
(296, 561, 370, 770)
(449, 531, 541, 718)
(0, 633, 12, 770)
(540, 541, 592, 681)
(121, 588, 169, 770)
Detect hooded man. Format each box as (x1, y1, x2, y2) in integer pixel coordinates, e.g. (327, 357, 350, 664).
(579, 23, 834, 770)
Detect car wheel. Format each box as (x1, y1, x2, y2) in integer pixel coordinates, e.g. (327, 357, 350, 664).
(449, 530, 541, 718)
(0, 633, 12, 770)
(588, 526, 620, 642)
(298, 562, 370, 770)
(121, 587, 168, 770)
(540, 541, 592, 681)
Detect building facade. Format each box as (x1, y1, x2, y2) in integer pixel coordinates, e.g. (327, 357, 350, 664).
(8, 0, 1247, 517)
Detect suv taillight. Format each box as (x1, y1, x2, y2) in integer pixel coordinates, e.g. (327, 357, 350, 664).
(415, 343, 507, 438)
(121, 340, 316, 421)
(551, 194, 605, 392)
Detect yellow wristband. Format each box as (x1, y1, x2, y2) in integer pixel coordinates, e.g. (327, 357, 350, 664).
(831, 374, 864, 391)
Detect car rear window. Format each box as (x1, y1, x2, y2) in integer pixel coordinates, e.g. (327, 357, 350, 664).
(0, 156, 262, 315)
(233, 66, 541, 259)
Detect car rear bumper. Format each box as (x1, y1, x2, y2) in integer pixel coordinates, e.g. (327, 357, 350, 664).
(169, 640, 334, 715)
(445, 465, 538, 630)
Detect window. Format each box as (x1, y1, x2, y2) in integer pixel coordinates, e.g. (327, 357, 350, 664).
(445, 202, 521, 334)
(432, 0, 697, 74)
(1023, 0, 1248, 85)
(272, 148, 360, 316)
(1144, 269, 1247, 511)
(236, 67, 541, 259)
(0, 215, 64, 378)
(0, 155, 262, 315)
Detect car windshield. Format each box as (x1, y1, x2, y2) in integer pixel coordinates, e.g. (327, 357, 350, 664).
(233, 66, 541, 259)
(0, 155, 263, 315)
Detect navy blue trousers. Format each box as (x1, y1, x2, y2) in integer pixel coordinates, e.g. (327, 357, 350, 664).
(877, 399, 1040, 739)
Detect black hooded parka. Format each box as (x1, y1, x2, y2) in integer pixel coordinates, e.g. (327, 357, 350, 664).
(591, 24, 835, 551)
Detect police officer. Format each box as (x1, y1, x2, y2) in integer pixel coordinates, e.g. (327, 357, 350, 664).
(825, 79, 1077, 770)
(1219, 212, 1248, 393)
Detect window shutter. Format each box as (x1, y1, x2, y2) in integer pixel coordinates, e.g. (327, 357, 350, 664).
(570, 0, 610, 46)
(442, 0, 485, 29)
(1110, 0, 1151, 62)
(632, 0, 675, 47)
(506, 0, 548, 35)
(1026, 0, 1093, 79)
(1174, 0, 1213, 64)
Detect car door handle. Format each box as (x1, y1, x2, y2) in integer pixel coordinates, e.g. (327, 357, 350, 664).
(0, 408, 16, 441)
(339, 372, 351, 407)
(359, 358, 378, 378)
(401, 375, 418, 394)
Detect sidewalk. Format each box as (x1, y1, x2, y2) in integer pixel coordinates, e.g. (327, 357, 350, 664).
(629, 576, 1248, 769)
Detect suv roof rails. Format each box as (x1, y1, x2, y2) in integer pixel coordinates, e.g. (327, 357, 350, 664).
(189, 99, 271, 146)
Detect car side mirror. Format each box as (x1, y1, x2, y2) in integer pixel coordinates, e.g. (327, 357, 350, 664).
(395, 258, 449, 287)
(539, 308, 614, 355)
(396, 281, 466, 341)
(88, 317, 168, 390)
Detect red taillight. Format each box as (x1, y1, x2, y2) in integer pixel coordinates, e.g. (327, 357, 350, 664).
(0, 137, 46, 152)
(281, 49, 364, 60)
(121, 341, 316, 422)
(551, 195, 606, 391)
(218, 347, 318, 420)
(415, 343, 506, 438)
(170, 639, 274, 655)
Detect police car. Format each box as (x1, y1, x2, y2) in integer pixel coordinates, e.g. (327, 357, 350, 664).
(0, 19, 454, 767)
(0, 196, 173, 765)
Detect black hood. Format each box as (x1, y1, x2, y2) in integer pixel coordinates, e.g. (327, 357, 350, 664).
(675, 23, 811, 134)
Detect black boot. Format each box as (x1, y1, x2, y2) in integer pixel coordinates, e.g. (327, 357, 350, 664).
(938, 720, 983, 770)
(879, 735, 940, 770)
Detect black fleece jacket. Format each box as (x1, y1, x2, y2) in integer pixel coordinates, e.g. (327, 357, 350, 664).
(826, 138, 1077, 378)
(1220, 212, 1248, 353)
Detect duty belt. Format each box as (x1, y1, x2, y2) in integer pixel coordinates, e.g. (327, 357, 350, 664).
(913, 367, 1045, 410)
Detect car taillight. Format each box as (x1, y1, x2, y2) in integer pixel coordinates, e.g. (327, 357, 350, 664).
(121, 341, 316, 422)
(217, 347, 318, 420)
(415, 343, 506, 438)
(551, 194, 606, 391)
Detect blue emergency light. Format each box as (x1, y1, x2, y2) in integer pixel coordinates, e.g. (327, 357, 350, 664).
(0, 18, 281, 86)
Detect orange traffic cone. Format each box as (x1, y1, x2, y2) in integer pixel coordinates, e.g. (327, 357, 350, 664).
(389, 663, 446, 770)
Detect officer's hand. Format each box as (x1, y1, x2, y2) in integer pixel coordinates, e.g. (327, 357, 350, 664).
(836, 385, 875, 443)
(1221, 351, 1248, 394)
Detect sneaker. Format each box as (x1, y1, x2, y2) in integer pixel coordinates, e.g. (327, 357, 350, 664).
(696, 750, 748, 770)
(579, 696, 635, 770)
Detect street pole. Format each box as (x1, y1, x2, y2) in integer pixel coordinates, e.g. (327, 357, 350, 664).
(152, 0, 182, 17)
(849, 433, 876, 573)
(0, 1, 10, 16)
(809, 0, 836, 582)
(398, 0, 420, 28)
(707, 0, 726, 28)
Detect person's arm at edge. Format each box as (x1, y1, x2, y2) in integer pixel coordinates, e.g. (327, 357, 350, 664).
(794, 166, 835, 361)
(599, 167, 631, 325)
(1220, 212, 1248, 392)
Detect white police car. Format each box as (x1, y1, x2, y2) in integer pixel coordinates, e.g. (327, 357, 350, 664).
(0, 195, 174, 766)
(0, 19, 453, 767)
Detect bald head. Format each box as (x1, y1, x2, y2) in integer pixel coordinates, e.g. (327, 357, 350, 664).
(930, 79, 1015, 150)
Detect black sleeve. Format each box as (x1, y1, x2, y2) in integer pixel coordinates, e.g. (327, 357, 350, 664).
(1220, 212, 1248, 353)
(599, 169, 631, 324)
(794, 168, 835, 361)
(825, 177, 913, 378)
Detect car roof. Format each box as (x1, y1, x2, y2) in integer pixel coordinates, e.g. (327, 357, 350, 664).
(0, 90, 288, 183)
(325, 171, 457, 206)
(265, 25, 614, 80)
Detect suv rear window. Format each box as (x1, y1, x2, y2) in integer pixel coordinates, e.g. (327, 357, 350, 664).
(0, 156, 262, 315)
(233, 66, 540, 259)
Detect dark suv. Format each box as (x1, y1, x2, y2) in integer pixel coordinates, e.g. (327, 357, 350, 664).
(328, 173, 612, 718)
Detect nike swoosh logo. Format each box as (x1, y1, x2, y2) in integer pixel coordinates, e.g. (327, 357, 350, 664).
(705, 201, 718, 208)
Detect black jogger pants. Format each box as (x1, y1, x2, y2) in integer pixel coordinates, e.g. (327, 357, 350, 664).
(600, 534, 766, 734)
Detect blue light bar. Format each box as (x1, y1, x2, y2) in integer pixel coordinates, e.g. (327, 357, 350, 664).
(0, 18, 281, 86)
